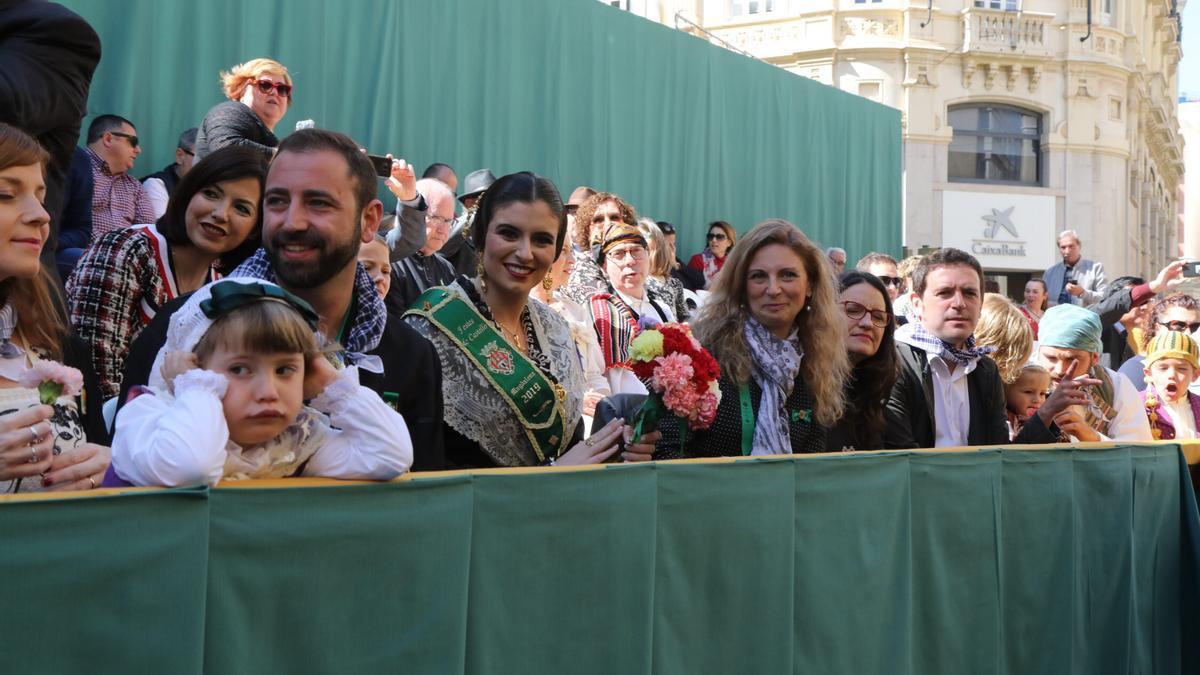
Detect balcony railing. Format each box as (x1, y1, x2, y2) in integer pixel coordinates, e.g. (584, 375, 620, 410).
(961, 8, 1054, 57)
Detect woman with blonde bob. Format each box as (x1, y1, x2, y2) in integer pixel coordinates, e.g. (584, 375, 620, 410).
(974, 293, 1035, 385)
(638, 218, 688, 321)
(658, 219, 849, 457)
(194, 57, 293, 161)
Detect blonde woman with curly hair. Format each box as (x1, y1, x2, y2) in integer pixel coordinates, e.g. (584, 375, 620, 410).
(974, 293, 1034, 385)
(658, 219, 849, 457)
(194, 58, 293, 161)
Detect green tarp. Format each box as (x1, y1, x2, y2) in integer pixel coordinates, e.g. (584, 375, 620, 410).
(61, 0, 901, 261)
(2, 446, 1199, 674)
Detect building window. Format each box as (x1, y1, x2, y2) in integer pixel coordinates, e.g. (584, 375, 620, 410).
(973, 0, 1019, 10)
(854, 0, 883, 4)
(731, 0, 775, 16)
(948, 104, 1042, 185)
(858, 81, 882, 101)
(1100, 0, 1115, 25)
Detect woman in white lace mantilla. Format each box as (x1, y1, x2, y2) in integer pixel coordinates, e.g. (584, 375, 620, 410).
(403, 172, 661, 468)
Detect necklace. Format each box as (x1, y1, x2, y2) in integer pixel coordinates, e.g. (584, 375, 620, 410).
(474, 277, 530, 355)
(495, 319, 528, 355)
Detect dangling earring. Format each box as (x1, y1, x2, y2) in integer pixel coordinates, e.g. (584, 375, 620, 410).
(542, 274, 554, 292)
(477, 258, 487, 293)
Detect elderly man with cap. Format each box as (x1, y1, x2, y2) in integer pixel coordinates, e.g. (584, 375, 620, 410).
(1035, 304, 1153, 442)
(437, 168, 495, 276)
(588, 221, 674, 397)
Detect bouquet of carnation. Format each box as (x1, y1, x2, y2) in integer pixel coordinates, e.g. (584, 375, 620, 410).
(19, 361, 84, 405)
(626, 318, 721, 443)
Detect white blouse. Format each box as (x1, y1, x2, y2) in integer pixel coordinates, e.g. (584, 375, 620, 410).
(111, 366, 412, 487)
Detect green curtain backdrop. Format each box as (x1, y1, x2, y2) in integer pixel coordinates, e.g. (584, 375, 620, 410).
(2, 446, 1199, 674)
(59, 0, 901, 262)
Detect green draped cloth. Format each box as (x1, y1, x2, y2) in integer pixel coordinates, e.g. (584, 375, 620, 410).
(2, 446, 1199, 674)
(59, 0, 900, 263)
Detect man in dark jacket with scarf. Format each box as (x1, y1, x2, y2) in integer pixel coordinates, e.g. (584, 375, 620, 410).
(884, 248, 1091, 449)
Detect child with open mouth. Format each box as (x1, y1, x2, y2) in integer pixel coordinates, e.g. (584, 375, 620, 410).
(1141, 331, 1200, 441)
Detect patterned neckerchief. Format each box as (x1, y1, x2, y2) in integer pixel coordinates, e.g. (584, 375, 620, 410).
(232, 249, 387, 356)
(895, 321, 995, 368)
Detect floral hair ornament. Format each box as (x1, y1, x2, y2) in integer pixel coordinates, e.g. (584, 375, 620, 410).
(200, 280, 320, 330)
(19, 361, 84, 405)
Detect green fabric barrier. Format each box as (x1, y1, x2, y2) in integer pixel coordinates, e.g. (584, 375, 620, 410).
(2, 447, 1199, 674)
(60, 0, 901, 261)
(0, 487, 210, 674)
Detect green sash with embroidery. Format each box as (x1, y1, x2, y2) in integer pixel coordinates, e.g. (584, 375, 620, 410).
(405, 287, 568, 462)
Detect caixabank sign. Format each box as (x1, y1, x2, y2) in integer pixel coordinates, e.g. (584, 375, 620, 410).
(941, 190, 1057, 272)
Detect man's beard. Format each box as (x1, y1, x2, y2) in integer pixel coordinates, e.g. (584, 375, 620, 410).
(267, 220, 362, 290)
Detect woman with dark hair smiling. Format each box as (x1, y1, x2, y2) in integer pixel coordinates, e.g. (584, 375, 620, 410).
(826, 271, 898, 451)
(404, 172, 660, 468)
(68, 145, 268, 398)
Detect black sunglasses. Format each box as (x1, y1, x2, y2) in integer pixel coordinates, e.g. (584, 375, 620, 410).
(1159, 320, 1200, 333)
(255, 79, 293, 98)
(877, 275, 903, 288)
(707, 232, 728, 241)
(110, 131, 139, 148)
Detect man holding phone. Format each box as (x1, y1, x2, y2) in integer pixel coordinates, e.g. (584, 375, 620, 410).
(1044, 230, 1107, 307)
(379, 153, 429, 261)
(1034, 304, 1153, 441)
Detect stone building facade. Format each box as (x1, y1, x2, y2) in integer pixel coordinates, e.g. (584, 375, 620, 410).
(617, 0, 1184, 290)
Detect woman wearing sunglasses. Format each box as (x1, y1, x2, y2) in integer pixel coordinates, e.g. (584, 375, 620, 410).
(193, 58, 293, 162)
(687, 220, 736, 290)
(826, 271, 898, 451)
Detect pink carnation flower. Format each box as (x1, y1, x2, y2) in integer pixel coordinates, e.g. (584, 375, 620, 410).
(695, 391, 720, 427)
(651, 352, 694, 393)
(662, 383, 701, 418)
(19, 360, 84, 404)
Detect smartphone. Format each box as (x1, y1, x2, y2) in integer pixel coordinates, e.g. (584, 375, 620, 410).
(1183, 260, 1200, 278)
(367, 154, 392, 178)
